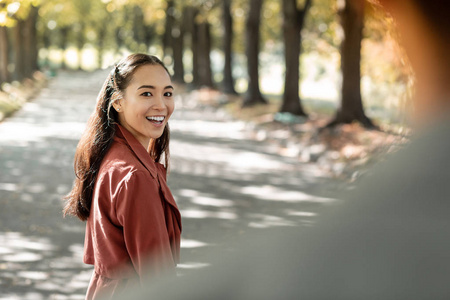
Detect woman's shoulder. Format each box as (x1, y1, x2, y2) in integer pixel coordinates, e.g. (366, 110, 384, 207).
(100, 141, 150, 178)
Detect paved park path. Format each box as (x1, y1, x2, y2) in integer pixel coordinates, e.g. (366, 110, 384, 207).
(0, 71, 342, 299)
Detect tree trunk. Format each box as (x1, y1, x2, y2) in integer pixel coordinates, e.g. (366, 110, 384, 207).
(191, 13, 200, 87)
(195, 21, 214, 88)
(30, 6, 39, 73)
(0, 26, 10, 83)
(13, 19, 26, 81)
(144, 24, 154, 50)
(77, 24, 85, 70)
(328, 0, 375, 128)
(280, 0, 311, 116)
(40, 23, 52, 68)
(97, 24, 107, 68)
(181, 6, 198, 86)
(243, 0, 266, 107)
(163, 0, 175, 58)
(132, 5, 146, 49)
(172, 23, 185, 83)
(23, 5, 39, 77)
(222, 0, 237, 94)
(115, 26, 124, 56)
(22, 18, 32, 78)
(59, 26, 69, 69)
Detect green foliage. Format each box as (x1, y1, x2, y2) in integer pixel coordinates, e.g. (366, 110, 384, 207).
(36, 0, 162, 63)
(303, 0, 340, 54)
(0, 0, 40, 26)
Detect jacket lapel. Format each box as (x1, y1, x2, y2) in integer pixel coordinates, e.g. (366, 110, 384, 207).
(156, 165, 182, 227)
(116, 125, 180, 209)
(116, 124, 181, 230)
(116, 124, 157, 179)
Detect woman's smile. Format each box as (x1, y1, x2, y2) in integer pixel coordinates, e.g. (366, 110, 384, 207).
(146, 115, 166, 126)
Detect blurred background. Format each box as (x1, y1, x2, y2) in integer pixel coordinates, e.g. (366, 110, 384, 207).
(1, 0, 412, 126)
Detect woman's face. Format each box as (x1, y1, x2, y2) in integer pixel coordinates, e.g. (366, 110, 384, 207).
(115, 64, 174, 148)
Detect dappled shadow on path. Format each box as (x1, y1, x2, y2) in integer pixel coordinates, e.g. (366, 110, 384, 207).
(167, 105, 340, 274)
(0, 71, 104, 299)
(0, 133, 94, 298)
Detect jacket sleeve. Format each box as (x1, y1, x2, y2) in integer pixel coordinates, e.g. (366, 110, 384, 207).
(115, 170, 175, 281)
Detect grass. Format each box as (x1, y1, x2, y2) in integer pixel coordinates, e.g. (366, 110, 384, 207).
(0, 72, 47, 122)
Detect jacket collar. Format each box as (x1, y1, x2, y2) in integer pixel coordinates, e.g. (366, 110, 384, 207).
(115, 124, 158, 178)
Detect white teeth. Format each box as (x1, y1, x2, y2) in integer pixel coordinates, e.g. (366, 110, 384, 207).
(146, 116, 165, 122)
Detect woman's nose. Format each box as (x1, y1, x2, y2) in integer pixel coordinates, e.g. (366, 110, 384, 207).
(152, 95, 166, 110)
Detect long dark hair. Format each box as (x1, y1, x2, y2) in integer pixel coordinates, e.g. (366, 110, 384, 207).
(64, 53, 171, 221)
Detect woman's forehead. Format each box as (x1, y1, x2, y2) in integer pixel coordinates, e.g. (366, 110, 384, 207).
(129, 65, 171, 86)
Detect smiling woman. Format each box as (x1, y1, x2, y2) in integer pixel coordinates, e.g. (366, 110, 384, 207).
(112, 64, 175, 149)
(63, 53, 182, 300)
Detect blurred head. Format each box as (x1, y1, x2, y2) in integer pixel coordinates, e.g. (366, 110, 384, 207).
(377, 0, 450, 38)
(375, 0, 450, 123)
(64, 53, 172, 221)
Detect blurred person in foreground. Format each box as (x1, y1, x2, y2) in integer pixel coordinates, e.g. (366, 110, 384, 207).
(119, 0, 450, 299)
(64, 54, 181, 299)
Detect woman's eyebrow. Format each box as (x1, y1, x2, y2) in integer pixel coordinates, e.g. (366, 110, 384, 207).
(137, 85, 174, 90)
(137, 85, 155, 90)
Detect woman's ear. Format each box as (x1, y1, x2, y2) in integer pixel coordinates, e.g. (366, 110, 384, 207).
(112, 100, 122, 112)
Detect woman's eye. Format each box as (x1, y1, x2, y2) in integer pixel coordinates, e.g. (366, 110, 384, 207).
(164, 92, 173, 97)
(141, 92, 152, 97)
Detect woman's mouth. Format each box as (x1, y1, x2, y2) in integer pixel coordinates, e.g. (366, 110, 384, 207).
(146, 116, 165, 126)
